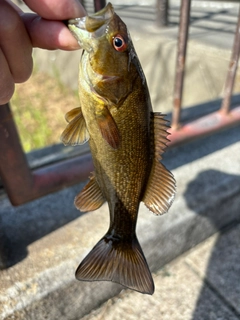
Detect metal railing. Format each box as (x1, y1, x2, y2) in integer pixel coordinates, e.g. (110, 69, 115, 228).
(170, 0, 240, 144)
(0, 0, 240, 206)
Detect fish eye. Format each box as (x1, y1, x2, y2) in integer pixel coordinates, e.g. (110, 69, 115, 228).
(113, 35, 127, 52)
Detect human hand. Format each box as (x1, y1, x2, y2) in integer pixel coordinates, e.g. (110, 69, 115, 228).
(0, 0, 86, 104)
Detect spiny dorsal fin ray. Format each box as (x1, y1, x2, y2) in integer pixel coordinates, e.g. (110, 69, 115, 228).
(142, 112, 176, 215)
(60, 108, 89, 146)
(74, 173, 106, 212)
(95, 106, 121, 149)
(75, 235, 154, 295)
(152, 112, 171, 159)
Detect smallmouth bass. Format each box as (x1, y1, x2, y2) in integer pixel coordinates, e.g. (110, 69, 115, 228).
(61, 3, 176, 295)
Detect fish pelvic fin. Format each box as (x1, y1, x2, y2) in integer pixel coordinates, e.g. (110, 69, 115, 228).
(76, 235, 154, 295)
(74, 173, 106, 212)
(65, 107, 82, 123)
(61, 107, 89, 146)
(142, 113, 176, 215)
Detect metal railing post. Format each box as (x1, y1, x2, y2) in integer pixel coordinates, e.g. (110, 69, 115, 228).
(94, 0, 106, 12)
(0, 104, 34, 202)
(156, 0, 169, 27)
(221, 7, 240, 114)
(172, 0, 191, 130)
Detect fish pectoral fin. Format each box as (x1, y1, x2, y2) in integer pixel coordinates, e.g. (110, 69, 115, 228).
(74, 173, 106, 212)
(75, 235, 154, 295)
(64, 107, 82, 123)
(142, 161, 176, 215)
(60, 108, 89, 146)
(95, 107, 120, 149)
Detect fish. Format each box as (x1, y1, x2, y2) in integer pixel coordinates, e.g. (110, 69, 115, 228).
(61, 3, 176, 295)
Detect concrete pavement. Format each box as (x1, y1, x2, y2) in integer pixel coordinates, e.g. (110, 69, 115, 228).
(0, 123, 239, 319)
(81, 224, 240, 320)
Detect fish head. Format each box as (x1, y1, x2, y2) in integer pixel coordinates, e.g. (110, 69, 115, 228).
(68, 3, 143, 86)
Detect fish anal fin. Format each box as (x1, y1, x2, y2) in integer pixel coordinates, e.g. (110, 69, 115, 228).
(76, 235, 154, 295)
(95, 107, 120, 149)
(61, 108, 89, 146)
(143, 161, 176, 215)
(74, 174, 105, 212)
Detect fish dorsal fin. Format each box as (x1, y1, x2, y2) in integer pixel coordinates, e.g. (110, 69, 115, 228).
(61, 107, 89, 146)
(74, 173, 106, 212)
(142, 113, 176, 215)
(153, 113, 171, 160)
(95, 106, 120, 149)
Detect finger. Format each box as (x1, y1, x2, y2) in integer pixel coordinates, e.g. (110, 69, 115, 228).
(22, 13, 81, 50)
(0, 49, 15, 105)
(5, 0, 24, 14)
(23, 0, 87, 20)
(0, 1, 33, 83)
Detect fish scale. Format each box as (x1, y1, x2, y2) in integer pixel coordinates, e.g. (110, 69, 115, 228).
(61, 2, 176, 295)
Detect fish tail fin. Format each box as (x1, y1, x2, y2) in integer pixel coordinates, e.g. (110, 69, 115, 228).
(75, 235, 154, 295)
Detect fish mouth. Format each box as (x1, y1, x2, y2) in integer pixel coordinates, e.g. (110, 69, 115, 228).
(68, 3, 114, 48)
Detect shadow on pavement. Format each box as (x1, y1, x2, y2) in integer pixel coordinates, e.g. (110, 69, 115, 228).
(184, 170, 240, 319)
(0, 183, 86, 268)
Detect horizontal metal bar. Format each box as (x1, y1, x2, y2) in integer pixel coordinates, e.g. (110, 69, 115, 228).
(1, 101, 240, 206)
(169, 106, 240, 146)
(10, 105, 240, 205)
(0, 103, 93, 206)
(5, 154, 94, 206)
